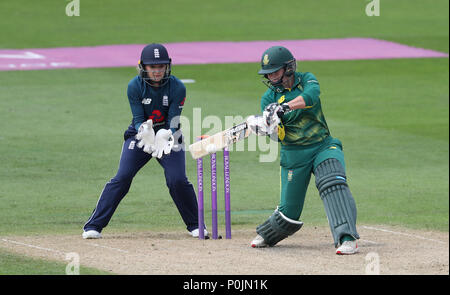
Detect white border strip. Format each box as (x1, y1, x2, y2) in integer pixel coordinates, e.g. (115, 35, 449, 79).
(362, 226, 447, 245)
(1, 238, 130, 255)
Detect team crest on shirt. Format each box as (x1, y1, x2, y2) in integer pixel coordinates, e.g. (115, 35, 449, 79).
(149, 109, 165, 126)
(163, 95, 169, 106)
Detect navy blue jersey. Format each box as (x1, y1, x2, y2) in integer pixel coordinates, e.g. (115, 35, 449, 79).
(126, 75, 186, 135)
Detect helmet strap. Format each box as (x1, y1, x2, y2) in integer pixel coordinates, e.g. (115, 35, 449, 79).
(262, 78, 284, 93)
(262, 63, 295, 92)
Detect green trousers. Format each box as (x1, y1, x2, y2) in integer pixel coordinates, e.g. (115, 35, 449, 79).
(279, 136, 345, 220)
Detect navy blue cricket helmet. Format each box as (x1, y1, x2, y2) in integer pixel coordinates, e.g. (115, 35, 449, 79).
(138, 43, 172, 86)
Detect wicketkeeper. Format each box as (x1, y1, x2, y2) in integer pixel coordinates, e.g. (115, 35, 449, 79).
(82, 44, 207, 239)
(247, 46, 360, 254)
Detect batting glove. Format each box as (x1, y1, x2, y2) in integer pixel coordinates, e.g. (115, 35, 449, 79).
(246, 115, 277, 136)
(263, 102, 291, 126)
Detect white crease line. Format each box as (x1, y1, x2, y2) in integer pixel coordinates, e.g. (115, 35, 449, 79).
(2, 238, 130, 257)
(361, 226, 447, 245)
(90, 243, 130, 254)
(360, 239, 378, 245)
(89, 243, 156, 259)
(1, 238, 66, 255)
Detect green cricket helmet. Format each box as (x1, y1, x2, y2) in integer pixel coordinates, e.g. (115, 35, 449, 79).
(258, 46, 297, 90)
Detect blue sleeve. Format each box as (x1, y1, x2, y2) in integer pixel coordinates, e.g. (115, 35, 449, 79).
(168, 82, 186, 134)
(127, 78, 145, 131)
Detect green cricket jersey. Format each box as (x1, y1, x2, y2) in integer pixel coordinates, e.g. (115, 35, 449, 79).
(260, 72, 330, 146)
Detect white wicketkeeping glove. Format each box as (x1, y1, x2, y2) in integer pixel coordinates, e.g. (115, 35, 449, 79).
(246, 115, 277, 136)
(136, 119, 156, 154)
(152, 129, 174, 159)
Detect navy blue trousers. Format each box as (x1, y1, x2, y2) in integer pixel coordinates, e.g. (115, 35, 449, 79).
(84, 136, 199, 233)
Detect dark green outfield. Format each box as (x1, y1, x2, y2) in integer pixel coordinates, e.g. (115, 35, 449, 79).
(0, 0, 448, 53)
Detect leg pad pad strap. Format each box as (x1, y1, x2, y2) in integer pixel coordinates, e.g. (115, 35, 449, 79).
(315, 159, 360, 246)
(256, 209, 303, 247)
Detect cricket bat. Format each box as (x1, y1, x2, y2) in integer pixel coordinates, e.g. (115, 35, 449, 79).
(189, 121, 251, 159)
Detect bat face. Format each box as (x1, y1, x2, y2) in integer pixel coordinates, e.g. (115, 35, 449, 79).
(224, 122, 249, 145)
(189, 121, 251, 159)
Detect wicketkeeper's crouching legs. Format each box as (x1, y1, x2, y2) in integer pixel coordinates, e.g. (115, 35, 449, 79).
(84, 137, 200, 234)
(314, 158, 359, 247)
(157, 146, 199, 232)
